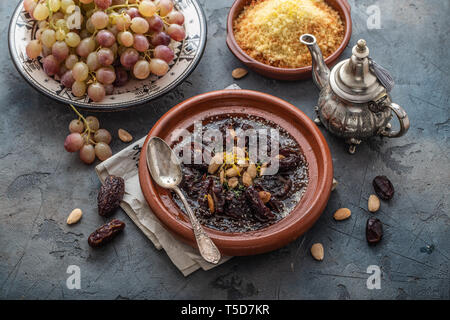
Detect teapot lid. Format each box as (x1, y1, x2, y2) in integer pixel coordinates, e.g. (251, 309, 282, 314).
(330, 39, 387, 103)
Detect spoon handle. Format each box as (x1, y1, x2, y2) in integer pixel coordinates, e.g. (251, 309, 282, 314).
(173, 186, 222, 264)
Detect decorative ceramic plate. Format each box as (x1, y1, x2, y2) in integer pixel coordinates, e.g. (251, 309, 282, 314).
(8, 0, 207, 111)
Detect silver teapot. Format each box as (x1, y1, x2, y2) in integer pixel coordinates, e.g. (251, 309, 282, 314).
(300, 34, 410, 154)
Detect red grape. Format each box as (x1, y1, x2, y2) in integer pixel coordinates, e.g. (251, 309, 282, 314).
(167, 24, 186, 42)
(64, 133, 84, 152)
(114, 67, 129, 86)
(120, 48, 139, 68)
(61, 70, 75, 88)
(154, 45, 174, 63)
(96, 30, 116, 48)
(151, 32, 171, 46)
(42, 55, 60, 76)
(96, 67, 116, 85)
(88, 82, 106, 102)
(147, 15, 164, 32)
(133, 34, 149, 52)
(94, 0, 112, 10)
(97, 48, 115, 66)
(166, 11, 185, 25)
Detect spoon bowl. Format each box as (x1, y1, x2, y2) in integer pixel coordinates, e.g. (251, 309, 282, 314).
(146, 137, 183, 189)
(146, 137, 221, 264)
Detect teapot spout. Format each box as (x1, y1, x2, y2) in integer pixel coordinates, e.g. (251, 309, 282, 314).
(300, 34, 330, 90)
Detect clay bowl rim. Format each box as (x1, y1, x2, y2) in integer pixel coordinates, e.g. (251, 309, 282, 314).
(226, 0, 352, 79)
(138, 89, 333, 256)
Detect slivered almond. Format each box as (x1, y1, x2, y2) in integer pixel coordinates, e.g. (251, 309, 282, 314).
(67, 208, 82, 225)
(333, 208, 351, 221)
(232, 68, 248, 79)
(207, 194, 214, 213)
(118, 129, 133, 142)
(311, 243, 324, 261)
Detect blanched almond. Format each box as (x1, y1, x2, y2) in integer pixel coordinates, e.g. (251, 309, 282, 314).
(333, 208, 351, 221)
(67, 208, 82, 225)
(331, 178, 338, 191)
(228, 177, 239, 189)
(232, 68, 248, 79)
(259, 191, 271, 204)
(242, 171, 252, 187)
(207, 194, 214, 213)
(118, 129, 133, 142)
(247, 163, 257, 179)
(368, 194, 380, 212)
(208, 153, 223, 174)
(311, 243, 324, 261)
(226, 166, 240, 177)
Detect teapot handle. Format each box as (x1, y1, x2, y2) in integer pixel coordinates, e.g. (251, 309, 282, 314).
(380, 103, 410, 138)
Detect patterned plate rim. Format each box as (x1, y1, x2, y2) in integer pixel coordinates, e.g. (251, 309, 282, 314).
(8, 0, 207, 112)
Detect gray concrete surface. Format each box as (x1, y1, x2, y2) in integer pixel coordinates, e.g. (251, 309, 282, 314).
(0, 0, 449, 300)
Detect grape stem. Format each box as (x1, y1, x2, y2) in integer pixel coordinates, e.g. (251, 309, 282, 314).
(70, 104, 96, 145)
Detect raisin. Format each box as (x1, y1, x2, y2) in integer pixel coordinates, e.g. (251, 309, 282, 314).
(98, 175, 125, 216)
(366, 217, 383, 244)
(372, 175, 394, 200)
(88, 219, 125, 247)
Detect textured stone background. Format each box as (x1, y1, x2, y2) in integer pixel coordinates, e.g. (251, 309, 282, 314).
(0, 0, 449, 299)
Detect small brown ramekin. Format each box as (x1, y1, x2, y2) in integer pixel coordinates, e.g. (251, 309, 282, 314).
(226, 0, 352, 80)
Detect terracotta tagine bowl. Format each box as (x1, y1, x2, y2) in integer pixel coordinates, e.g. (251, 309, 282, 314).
(138, 90, 333, 256)
(226, 0, 352, 80)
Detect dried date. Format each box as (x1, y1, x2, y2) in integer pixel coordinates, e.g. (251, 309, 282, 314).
(88, 219, 125, 247)
(372, 175, 394, 200)
(98, 175, 125, 216)
(366, 217, 383, 244)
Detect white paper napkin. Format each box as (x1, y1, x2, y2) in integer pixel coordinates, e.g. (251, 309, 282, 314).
(95, 84, 240, 276)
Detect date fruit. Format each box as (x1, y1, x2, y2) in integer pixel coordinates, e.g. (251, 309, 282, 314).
(88, 219, 126, 248)
(98, 175, 125, 216)
(372, 175, 394, 200)
(366, 217, 383, 244)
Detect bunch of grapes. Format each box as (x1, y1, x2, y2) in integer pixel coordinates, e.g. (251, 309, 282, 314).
(64, 105, 113, 164)
(24, 0, 186, 103)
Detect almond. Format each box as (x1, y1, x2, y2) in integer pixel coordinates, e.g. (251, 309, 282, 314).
(258, 191, 271, 204)
(207, 194, 214, 213)
(226, 166, 240, 178)
(67, 208, 82, 225)
(368, 194, 380, 212)
(247, 163, 257, 179)
(219, 170, 225, 185)
(311, 243, 324, 261)
(333, 208, 351, 221)
(331, 178, 338, 191)
(232, 67, 248, 79)
(242, 171, 253, 187)
(118, 129, 133, 142)
(208, 153, 223, 174)
(227, 177, 239, 189)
